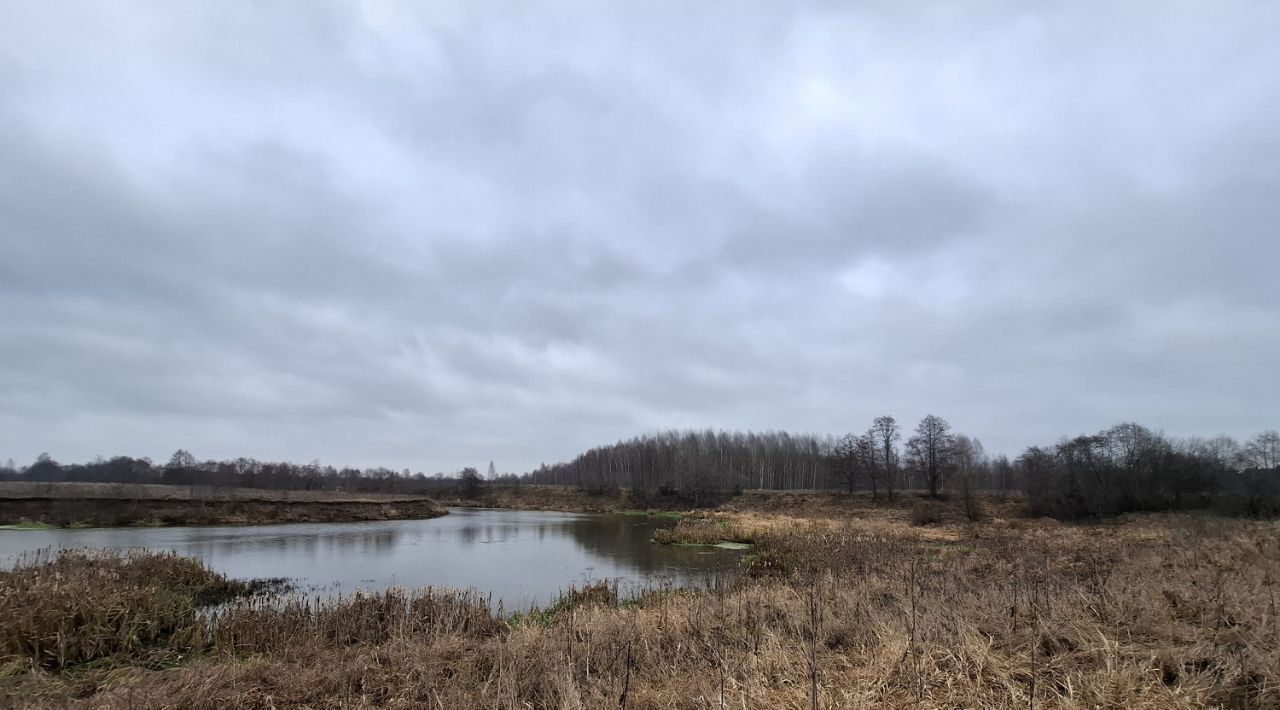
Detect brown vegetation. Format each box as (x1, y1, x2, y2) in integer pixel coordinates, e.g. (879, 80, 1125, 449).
(651, 516, 756, 546)
(433, 484, 697, 513)
(2, 505, 1277, 708)
(0, 482, 447, 527)
(0, 549, 251, 671)
(0, 482, 442, 503)
(433, 485, 1030, 523)
(718, 489, 1029, 520)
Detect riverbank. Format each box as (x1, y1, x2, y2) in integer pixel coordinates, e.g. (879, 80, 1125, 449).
(0, 482, 447, 527)
(3, 509, 1275, 708)
(433, 484, 667, 512)
(439, 484, 1031, 525)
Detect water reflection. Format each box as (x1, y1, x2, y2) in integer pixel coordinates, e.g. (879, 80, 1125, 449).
(0, 509, 742, 609)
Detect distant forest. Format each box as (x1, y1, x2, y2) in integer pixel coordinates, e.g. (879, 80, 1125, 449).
(0, 450, 474, 497)
(3, 416, 1278, 518)
(525, 418, 1280, 516)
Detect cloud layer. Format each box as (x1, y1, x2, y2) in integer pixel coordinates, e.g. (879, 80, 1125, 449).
(2, 1, 1278, 471)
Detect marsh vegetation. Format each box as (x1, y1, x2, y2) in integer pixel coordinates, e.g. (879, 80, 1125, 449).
(3, 495, 1276, 708)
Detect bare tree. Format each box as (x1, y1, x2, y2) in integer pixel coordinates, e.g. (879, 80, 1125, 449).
(162, 449, 199, 486)
(1190, 435, 1242, 471)
(868, 416, 900, 501)
(832, 433, 874, 494)
(525, 429, 835, 494)
(1017, 423, 1272, 518)
(24, 453, 61, 481)
(1183, 435, 1240, 501)
(460, 466, 483, 498)
(992, 454, 1015, 493)
(1243, 431, 1280, 470)
(167, 449, 196, 471)
(907, 415, 954, 497)
(953, 435, 986, 520)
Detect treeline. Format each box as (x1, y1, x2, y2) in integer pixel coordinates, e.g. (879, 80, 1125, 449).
(1019, 425, 1280, 518)
(0, 450, 509, 496)
(525, 430, 836, 504)
(523, 416, 994, 504)
(524, 417, 1280, 518)
(4, 420, 1277, 518)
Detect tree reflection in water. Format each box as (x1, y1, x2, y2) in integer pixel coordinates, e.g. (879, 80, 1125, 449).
(0, 509, 744, 609)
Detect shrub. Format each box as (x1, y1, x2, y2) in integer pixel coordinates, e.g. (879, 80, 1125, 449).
(910, 502, 945, 526)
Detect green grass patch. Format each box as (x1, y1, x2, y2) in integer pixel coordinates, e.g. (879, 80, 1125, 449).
(506, 608, 558, 629)
(611, 510, 684, 520)
(506, 581, 618, 629)
(659, 540, 752, 550)
(0, 522, 55, 530)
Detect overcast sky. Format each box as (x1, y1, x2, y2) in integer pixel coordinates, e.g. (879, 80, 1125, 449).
(1, 1, 1277, 473)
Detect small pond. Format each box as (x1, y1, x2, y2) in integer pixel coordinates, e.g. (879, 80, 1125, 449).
(0, 508, 744, 610)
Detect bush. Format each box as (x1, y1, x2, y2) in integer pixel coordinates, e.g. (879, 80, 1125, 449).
(962, 492, 987, 522)
(910, 502, 945, 526)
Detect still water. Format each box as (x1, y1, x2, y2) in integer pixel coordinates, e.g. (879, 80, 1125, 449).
(0, 508, 742, 609)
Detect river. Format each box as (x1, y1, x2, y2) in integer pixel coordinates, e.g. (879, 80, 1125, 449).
(0, 508, 743, 610)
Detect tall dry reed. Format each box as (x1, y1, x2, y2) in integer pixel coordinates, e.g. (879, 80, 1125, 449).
(4, 514, 1278, 708)
(0, 549, 246, 670)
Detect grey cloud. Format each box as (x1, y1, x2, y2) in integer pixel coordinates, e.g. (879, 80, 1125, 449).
(1, 1, 1278, 471)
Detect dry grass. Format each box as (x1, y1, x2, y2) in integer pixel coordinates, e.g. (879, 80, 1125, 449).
(0, 482, 448, 527)
(651, 516, 756, 546)
(717, 489, 1030, 522)
(0, 481, 439, 503)
(0, 549, 249, 671)
(3, 512, 1278, 708)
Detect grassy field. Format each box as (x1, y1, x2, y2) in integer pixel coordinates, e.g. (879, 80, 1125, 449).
(0, 481, 440, 503)
(436, 484, 1030, 518)
(1, 495, 1276, 708)
(0, 482, 448, 527)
